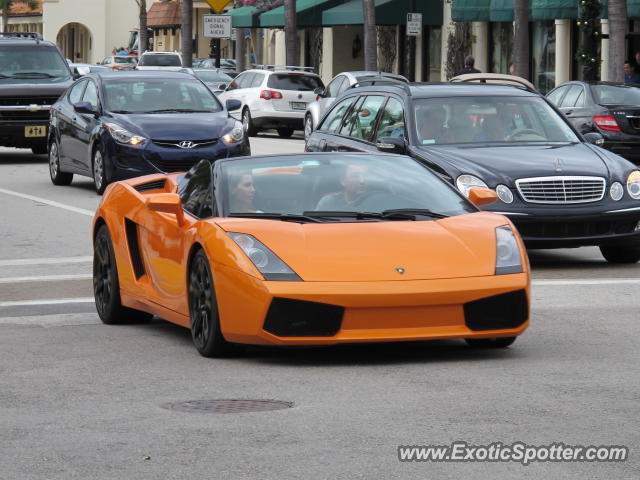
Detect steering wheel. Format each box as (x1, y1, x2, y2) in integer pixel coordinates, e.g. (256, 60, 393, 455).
(507, 128, 545, 140)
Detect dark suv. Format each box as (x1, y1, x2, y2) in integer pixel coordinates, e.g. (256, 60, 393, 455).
(0, 32, 73, 154)
(305, 81, 640, 263)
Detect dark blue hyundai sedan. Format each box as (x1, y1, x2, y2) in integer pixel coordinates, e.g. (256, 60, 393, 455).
(48, 71, 250, 193)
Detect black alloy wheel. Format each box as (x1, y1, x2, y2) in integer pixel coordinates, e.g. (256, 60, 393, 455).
(465, 337, 517, 348)
(599, 245, 640, 264)
(242, 108, 257, 137)
(49, 139, 73, 186)
(93, 225, 152, 325)
(188, 249, 236, 357)
(277, 128, 294, 138)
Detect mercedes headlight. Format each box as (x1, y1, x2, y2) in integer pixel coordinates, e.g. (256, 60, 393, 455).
(495, 184, 514, 204)
(228, 233, 301, 281)
(627, 171, 640, 199)
(104, 122, 146, 146)
(456, 174, 488, 197)
(222, 121, 244, 144)
(495, 226, 523, 275)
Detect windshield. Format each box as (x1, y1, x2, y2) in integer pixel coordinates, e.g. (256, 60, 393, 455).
(413, 96, 580, 145)
(103, 78, 223, 113)
(0, 46, 71, 79)
(114, 56, 137, 64)
(217, 155, 474, 219)
(267, 74, 323, 91)
(195, 70, 232, 83)
(139, 54, 181, 67)
(591, 84, 640, 105)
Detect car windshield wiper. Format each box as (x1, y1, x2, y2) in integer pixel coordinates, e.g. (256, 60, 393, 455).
(228, 212, 324, 223)
(145, 108, 211, 113)
(381, 208, 449, 219)
(303, 210, 418, 221)
(10, 72, 55, 78)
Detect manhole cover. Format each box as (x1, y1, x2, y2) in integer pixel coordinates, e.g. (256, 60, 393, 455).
(161, 399, 294, 414)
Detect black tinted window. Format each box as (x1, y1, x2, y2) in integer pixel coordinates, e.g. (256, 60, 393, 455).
(139, 54, 181, 66)
(546, 85, 568, 105)
(560, 85, 582, 107)
(267, 74, 323, 91)
(0, 45, 70, 78)
(178, 160, 213, 218)
(68, 80, 87, 103)
(320, 96, 357, 132)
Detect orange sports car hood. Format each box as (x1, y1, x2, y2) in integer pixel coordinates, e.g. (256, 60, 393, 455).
(215, 212, 510, 282)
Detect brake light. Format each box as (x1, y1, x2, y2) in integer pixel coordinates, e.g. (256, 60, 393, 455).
(111, 65, 122, 71)
(593, 115, 621, 132)
(260, 90, 283, 100)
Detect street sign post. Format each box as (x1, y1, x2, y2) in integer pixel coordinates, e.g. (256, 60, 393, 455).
(203, 0, 232, 14)
(407, 13, 422, 37)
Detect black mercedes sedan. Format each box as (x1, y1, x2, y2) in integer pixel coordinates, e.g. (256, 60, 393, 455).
(547, 81, 640, 164)
(48, 71, 250, 194)
(305, 82, 640, 263)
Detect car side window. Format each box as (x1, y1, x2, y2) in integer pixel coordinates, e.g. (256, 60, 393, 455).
(326, 75, 345, 98)
(341, 95, 386, 141)
(560, 85, 582, 108)
(375, 97, 405, 141)
(227, 72, 244, 90)
(250, 73, 265, 87)
(178, 160, 213, 218)
(319, 96, 358, 132)
(238, 73, 256, 89)
(68, 80, 87, 104)
(546, 85, 568, 105)
(574, 89, 585, 107)
(82, 81, 99, 110)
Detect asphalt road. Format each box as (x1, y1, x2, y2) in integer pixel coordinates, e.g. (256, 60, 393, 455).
(0, 137, 639, 479)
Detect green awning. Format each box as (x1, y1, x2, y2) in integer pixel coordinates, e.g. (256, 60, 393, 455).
(229, 6, 260, 28)
(630, 0, 640, 18)
(530, 0, 578, 20)
(490, 0, 514, 21)
(322, 0, 443, 26)
(452, 0, 491, 22)
(260, 0, 346, 27)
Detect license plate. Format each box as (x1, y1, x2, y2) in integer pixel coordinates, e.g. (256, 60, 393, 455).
(290, 102, 306, 110)
(25, 126, 46, 138)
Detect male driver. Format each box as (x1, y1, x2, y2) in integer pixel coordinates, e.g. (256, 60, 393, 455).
(315, 164, 368, 210)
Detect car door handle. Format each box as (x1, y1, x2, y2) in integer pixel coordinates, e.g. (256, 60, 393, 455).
(564, 110, 573, 115)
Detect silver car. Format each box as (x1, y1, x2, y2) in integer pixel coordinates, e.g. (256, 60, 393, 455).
(304, 71, 408, 139)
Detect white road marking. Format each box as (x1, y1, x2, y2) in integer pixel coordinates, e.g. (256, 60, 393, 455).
(0, 274, 92, 284)
(0, 313, 100, 326)
(533, 278, 640, 286)
(0, 297, 94, 307)
(0, 187, 95, 217)
(0, 256, 92, 266)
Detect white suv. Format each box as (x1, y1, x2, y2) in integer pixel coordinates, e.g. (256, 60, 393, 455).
(136, 51, 182, 71)
(218, 67, 324, 138)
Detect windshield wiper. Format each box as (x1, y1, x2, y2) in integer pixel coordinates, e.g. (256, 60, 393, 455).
(228, 212, 324, 223)
(381, 208, 449, 219)
(10, 72, 55, 78)
(145, 108, 211, 113)
(304, 210, 418, 221)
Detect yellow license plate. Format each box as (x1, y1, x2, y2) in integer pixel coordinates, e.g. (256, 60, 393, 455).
(25, 126, 46, 138)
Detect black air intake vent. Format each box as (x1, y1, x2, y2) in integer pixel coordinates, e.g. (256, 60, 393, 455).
(263, 298, 344, 337)
(133, 179, 166, 192)
(464, 289, 528, 331)
(125, 219, 145, 279)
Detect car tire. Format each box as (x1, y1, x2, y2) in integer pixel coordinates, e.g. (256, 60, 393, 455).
(31, 144, 47, 155)
(49, 139, 73, 186)
(92, 145, 109, 195)
(188, 249, 237, 358)
(277, 128, 294, 139)
(93, 225, 153, 325)
(304, 114, 313, 140)
(599, 244, 640, 263)
(465, 337, 517, 348)
(242, 108, 257, 137)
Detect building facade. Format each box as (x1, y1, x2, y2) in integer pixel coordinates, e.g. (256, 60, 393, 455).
(3, 0, 43, 35)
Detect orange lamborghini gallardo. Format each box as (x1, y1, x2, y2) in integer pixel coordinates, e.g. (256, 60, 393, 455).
(92, 153, 530, 357)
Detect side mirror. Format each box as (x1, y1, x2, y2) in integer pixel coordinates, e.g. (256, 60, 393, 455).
(75, 66, 90, 76)
(376, 136, 406, 154)
(313, 86, 325, 96)
(226, 99, 241, 111)
(73, 101, 96, 115)
(146, 193, 184, 226)
(218, 83, 228, 90)
(583, 132, 604, 146)
(468, 187, 498, 206)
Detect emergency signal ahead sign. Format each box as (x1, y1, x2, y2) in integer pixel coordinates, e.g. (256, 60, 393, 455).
(203, 15, 232, 39)
(203, 0, 232, 14)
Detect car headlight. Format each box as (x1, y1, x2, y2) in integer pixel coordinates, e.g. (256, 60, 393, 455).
(495, 184, 514, 203)
(495, 225, 523, 275)
(104, 122, 146, 146)
(610, 182, 624, 201)
(627, 171, 640, 199)
(222, 121, 244, 144)
(228, 232, 301, 281)
(456, 174, 488, 197)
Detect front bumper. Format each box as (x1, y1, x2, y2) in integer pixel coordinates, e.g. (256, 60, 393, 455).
(106, 137, 250, 180)
(214, 264, 530, 346)
(0, 121, 49, 148)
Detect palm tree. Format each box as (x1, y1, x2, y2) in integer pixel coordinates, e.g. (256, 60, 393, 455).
(608, 0, 627, 82)
(284, 0, 297, 65)
(513, 0, 529, 79)
(363, 0, 376, 70)
(134, 0, 148, 54)
(1, 0, 39, 32)
(181, 0, 193, 67)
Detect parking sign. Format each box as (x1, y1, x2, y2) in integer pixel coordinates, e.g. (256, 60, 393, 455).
(407, 13, 422, 36)
(203, 15, 232, 39)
